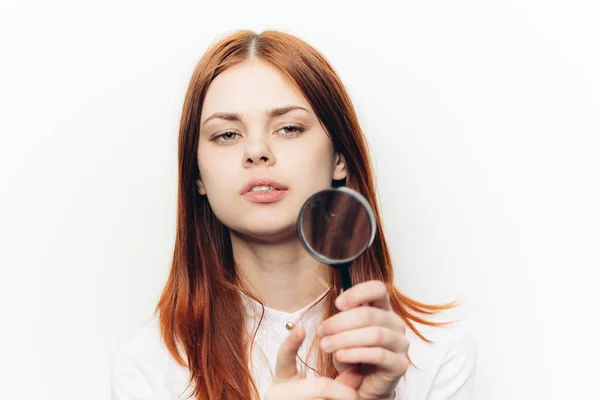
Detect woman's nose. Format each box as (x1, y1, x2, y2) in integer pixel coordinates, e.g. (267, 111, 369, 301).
(242, 134, 276, 168)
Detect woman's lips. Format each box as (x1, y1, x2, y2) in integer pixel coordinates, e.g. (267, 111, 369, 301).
(242, 189, 288, 203)
(240, 178, 288, 194)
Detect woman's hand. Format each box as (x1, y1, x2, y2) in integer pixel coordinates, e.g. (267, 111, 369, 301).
(316, 280, 409, 400)
(265, 325, 364, 400)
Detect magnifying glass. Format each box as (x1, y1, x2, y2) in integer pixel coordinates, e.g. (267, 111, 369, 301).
(297, 187, 376, 292)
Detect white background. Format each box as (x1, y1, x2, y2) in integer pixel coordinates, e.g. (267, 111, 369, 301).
(1, 1, 598, 399)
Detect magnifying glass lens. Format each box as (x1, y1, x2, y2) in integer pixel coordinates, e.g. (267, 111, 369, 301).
(300, 190, 372, 262)
(297, 187, 376, 290)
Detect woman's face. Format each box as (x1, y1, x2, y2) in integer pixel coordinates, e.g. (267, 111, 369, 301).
(197, 59, 346, 241)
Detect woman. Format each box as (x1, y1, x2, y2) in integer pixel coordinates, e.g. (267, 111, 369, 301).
(111, 29, 477, 400)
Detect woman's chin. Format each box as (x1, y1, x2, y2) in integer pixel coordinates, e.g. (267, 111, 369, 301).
(230, 222, 298, 243)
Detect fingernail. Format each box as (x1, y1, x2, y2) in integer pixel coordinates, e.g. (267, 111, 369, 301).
(320, 338, 331, 351)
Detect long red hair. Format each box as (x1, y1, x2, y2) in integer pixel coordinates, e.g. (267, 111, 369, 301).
(156, 29, 458, 400)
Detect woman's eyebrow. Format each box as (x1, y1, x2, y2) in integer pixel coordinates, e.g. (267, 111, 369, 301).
(201, 105, 309, 126)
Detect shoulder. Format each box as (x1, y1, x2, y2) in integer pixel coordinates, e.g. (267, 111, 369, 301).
(408, 312, 477, 366)
(110, 315, 187, 399)
(398, 308, 477, 399)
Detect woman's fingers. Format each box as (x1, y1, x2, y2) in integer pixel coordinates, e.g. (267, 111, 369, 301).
(334, 365, 363, 390)
(317, 306, 405, 338)
(334, 346, 408, 374)
(273, 326, 305, 383)
(267, 327, 362, 399)
(320, 325, 409, 354)
(265, 377, 360, 400)
(336, 281, 391, 311)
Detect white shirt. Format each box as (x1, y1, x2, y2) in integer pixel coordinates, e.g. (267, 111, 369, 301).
(111, 289, 476, 399)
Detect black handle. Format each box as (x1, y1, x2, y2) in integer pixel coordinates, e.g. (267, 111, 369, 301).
(339, 262, 353, 291)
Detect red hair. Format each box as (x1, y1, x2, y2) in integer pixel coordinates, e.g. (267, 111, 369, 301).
(156, 29, 458, 400)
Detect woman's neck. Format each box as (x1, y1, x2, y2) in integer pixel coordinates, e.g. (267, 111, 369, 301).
(231, 231, 330, 313)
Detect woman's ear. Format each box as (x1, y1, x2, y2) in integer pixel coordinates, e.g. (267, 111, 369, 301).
(196, 179, 207, 195)
(333, 152, 347, 181)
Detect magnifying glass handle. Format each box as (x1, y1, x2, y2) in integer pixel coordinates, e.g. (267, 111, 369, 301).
(338, 262, 371, 374)
(339, 262, 353, 291)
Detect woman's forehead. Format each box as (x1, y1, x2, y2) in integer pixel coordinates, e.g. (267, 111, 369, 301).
(201, 60, 312, 119)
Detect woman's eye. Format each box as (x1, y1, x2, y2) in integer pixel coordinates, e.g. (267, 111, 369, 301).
(213, 131, 240, 143)
(276, 125, 305, 137)
(212, 126, 304, 143)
